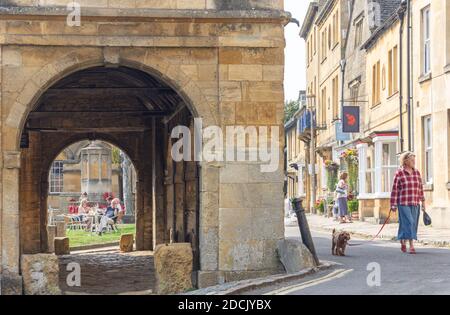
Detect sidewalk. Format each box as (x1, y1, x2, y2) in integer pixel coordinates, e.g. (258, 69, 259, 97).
(286, 214, 450, 247)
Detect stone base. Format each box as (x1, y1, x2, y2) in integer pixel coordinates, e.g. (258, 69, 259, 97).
(276, 238, 316, 273)
(21, 254, 61, 295)
(154, 243, 193, 294)
(0, 272, 23, 295)
(359, 198, 399, 224)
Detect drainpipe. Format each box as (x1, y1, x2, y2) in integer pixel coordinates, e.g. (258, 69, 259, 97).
(406, 0, 412, 151)
(398, 4, 406, 152)
(340, 59, 347, 146)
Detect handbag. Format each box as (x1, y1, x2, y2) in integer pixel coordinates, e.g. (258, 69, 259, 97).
(423, 210, 432, 226)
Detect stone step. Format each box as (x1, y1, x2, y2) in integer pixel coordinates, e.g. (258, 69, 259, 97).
(58, 250, 156, 295)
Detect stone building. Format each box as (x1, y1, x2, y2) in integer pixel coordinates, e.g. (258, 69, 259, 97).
(46, 140, 133, 213)
(298, 0, 450, 227)
(298, 0, 402, 214)
(0, 1, 288, 294)
(409, 0, 450, 227)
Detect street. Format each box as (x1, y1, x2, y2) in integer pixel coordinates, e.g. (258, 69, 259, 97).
(244, 226, 450, 295)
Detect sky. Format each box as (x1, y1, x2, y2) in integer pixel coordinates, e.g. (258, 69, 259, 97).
(284, 0, 311, 102)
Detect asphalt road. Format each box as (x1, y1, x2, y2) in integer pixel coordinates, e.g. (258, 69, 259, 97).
(246, 227, 450, 295)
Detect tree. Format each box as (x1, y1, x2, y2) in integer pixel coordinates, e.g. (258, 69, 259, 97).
(284, 100, 300, 123)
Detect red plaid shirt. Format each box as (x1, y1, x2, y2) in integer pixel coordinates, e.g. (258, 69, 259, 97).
(390, 167, 425, 208)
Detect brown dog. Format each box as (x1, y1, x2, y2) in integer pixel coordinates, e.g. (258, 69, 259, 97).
(332, 229, 351, 256)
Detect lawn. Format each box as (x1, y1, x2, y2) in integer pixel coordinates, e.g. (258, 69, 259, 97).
(67, 224, 136, 248)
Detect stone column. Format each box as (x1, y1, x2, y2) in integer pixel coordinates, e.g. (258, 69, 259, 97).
(1, 151, 23, 295)
(120, 151, 133, 218)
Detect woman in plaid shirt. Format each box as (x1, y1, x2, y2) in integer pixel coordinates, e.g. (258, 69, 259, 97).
(390, 152, 426, 254)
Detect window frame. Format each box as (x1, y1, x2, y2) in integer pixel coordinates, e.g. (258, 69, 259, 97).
(422, 5, 431, 75)
(423, 115, 433, 184)
(49, 160, 64, 194)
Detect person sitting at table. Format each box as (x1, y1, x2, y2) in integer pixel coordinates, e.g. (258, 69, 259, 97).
(77, 198, 93, 230)
(97, 201, 119, 235)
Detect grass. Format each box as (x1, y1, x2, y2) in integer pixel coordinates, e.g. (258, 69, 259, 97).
(66, 224, 136, 248)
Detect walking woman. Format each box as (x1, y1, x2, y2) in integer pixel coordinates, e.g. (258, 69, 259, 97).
(336, 172, 352, 224)
(390, 152, 426, 254)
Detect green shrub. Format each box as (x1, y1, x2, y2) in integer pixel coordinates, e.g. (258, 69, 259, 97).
(348, 200, 359, 214)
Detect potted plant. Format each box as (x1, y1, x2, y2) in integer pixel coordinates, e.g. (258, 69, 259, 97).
(315, 198, 325, 215)
(348, 199, 359, 220)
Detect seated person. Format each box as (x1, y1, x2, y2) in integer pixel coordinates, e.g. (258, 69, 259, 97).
(76, 198, 93, 229)
(98, 203, 119, 235)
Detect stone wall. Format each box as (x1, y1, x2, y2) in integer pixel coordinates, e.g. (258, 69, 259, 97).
(0, 4, 288, 293)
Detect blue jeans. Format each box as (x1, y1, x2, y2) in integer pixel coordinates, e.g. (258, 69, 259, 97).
(397, 205, 420, 240)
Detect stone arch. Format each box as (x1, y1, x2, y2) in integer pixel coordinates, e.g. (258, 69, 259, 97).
(6, 48, 217, 152)
(40, 133, 142, 184)
(3, 48, 220, 289)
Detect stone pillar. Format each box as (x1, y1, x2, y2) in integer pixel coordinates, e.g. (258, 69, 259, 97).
(120, 152, 133, 218)
(46, 225, 56, 253)
(135, 131, 153, 251)
(153, 119, 167, 247)
(1, 151, 22, 295)
(197, 163, 220, 288)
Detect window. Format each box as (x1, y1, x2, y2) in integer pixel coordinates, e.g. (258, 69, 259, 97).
(322, 29, 327, 61)
(332, 75, 339, 119)
(321, 87, 327, 125)
(314, 28, 317, 54)
(423, 115, 433, 184)
(49, 161, 64, 193)
(334, 11, 339, 46)
(422, 6, 431, 74)
(372, 61, 381, 106)
(354, 15, 364, 48)
(366, 152, 374, 194)
(350, 82, 360, 101)
(307, 40, 310, 66)
(388, 47, 399, 95)
(393, 46, 398, 93)
(328, 24, 332, 49)
(381, 143, 398, 193)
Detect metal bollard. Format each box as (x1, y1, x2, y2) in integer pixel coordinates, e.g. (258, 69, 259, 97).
(292, 198, 320, 266)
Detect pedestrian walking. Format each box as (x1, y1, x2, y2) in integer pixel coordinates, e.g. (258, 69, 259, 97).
(390, 152, 426, 254)
(336, 172, 352, 224)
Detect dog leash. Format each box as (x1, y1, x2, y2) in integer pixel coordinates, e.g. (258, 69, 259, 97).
(347, 209, 393, 247)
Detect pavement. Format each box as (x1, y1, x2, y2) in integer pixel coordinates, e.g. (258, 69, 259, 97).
(287, 214, 450, 247)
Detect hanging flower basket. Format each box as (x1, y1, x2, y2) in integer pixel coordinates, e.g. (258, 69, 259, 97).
(324, 160, 339, 171)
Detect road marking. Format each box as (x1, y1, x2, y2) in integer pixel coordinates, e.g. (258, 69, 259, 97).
(263, 268, 354, 295)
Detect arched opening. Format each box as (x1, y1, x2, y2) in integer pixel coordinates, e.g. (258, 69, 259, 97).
(19, 66, 200, 293)
(46, 140, 138, 248)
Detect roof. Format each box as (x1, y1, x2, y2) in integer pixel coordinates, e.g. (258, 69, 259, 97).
(315, 0, 337, 26)
(362, 0, 404, 50)
(299, 2, 319, 39)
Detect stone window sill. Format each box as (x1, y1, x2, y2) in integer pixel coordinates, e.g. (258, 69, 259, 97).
(418, 72, 432, 84)
(423, 183, 434, 191)
(444, 64, 450, 74)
